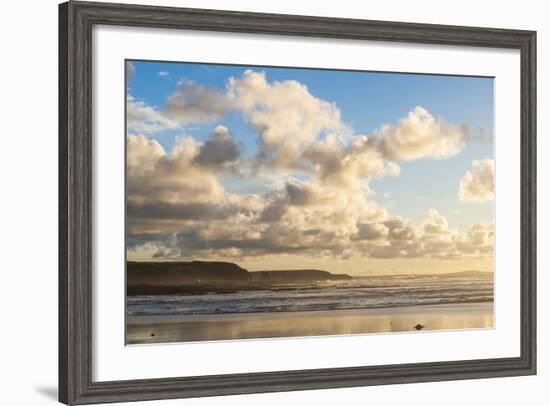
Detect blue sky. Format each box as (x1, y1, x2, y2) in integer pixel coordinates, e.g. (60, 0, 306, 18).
(126, 60, 494, 272)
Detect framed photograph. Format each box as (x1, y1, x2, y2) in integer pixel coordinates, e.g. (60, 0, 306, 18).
(59, 1, 536, 404)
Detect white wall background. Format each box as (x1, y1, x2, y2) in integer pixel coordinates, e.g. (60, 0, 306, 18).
(0, 0, 546, 405)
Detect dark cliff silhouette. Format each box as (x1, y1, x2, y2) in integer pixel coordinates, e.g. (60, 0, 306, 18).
(127, 261, 352, 296)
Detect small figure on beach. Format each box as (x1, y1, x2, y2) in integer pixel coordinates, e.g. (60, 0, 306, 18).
(414, 324, 425, 331)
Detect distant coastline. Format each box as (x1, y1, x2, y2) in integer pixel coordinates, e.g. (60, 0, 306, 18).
(127, 260, 352, 296)
(126, 260, 492, 296)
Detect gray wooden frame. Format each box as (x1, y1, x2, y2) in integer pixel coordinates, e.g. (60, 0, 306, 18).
(59, 1, 537, 404)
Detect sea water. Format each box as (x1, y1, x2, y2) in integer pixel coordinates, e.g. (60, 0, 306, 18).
(126, 273, 493, 317)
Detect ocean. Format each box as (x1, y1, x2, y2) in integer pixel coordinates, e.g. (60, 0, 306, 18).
(126, 272, 493, 318)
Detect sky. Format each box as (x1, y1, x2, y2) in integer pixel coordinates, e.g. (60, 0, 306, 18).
(125, 60, 494, 275)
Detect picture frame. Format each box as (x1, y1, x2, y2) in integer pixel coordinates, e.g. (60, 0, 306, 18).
(59, 1, 537, 404)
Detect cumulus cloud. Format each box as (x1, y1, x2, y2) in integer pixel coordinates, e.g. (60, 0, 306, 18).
(194, 125, 240, 168)
(459, 159, 494, 202)
(227, 70, 348, 169)
(125, 71, 491, 264)
(129, 72, 468, 172)
(127, 130, 257, 238)
(421, 209, 450, 236)
(354, 209, 492, 261)
(355, 222, 389, 241)
(127, 133, 225, 214)
(307, 134, 401, 188)
(127, 134, 165, 177)
(128, 70, 347, 141)
(127, 96, 179, 134)
(372, 106, 467, 161)
(356, 216, 420, 259)
(127, 136, 493, 262)
(164, 80, 230, 124)
(127, 134, 380, 257)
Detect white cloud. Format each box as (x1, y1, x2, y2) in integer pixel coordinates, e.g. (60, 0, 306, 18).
(127, 134, 222, 211)
(227, 70, 348, 169)
(127, 134, 165, 177)
(125, 71, 492, 263)
(127, 136, 493, 261)
(158, 70, 170, 77)
(455, 223, 494, 255)
(373, 106, 467, 161)
(126, 96, 179, 134)
(164, 80, 229, 124)
(421, 209, 450, 236)
(459, 159, 494, 202)
(302, 134, 399, 190)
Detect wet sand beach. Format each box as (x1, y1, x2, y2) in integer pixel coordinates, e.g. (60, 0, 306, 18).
(126, 301, 494, 344)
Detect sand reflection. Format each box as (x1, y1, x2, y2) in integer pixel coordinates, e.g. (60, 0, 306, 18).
(127, 302, 494, 344)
